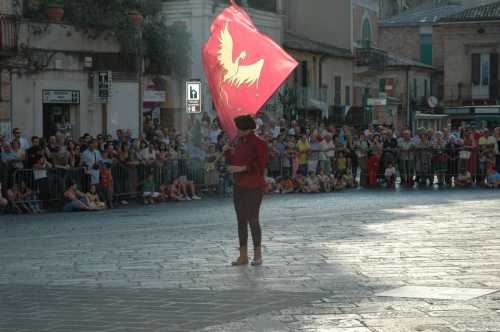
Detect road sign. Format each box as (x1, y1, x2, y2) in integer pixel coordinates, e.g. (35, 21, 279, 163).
(96, 71, 112, 103)
(186, 81, 201, 113)
(367, 98, 387, 106)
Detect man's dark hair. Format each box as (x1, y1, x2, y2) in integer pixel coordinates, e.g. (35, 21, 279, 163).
(234, 115, 257, 131)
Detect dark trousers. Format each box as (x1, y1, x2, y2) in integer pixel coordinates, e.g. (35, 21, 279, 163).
(233, 186, 264, 248)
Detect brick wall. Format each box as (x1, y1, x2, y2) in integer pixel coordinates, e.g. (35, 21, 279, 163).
(379, 26, 421, 61)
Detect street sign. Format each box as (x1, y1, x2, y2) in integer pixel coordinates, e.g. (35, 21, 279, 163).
(43, 90, 80, 104)
(96, 71, 112, 103)
(367, 98, 387, 106)
(186, 80, 201, 114)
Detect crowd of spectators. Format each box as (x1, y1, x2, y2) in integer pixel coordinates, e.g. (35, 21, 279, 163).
(1, 114, 499, 214)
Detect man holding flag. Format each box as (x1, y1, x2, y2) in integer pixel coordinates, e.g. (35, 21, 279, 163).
(202, 0, 297, 266)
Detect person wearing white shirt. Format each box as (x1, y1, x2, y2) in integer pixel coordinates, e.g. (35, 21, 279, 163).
(82, 139, 102, 185)
(12, 128, 30, 151)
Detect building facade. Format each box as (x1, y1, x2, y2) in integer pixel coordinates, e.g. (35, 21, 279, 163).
(435, 1, 500, 128)
(281, 0, 353, 125)
(0, 1, 142, 139)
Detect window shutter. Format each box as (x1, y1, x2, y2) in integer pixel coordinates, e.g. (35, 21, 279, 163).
(471, 54, 481, 86)
(301, 61, 308, 87)
(490, 53, 498, 99)
(379, 79, 386, 93)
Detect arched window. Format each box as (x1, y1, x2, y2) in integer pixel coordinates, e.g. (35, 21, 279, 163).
(362, 17, 372, 43)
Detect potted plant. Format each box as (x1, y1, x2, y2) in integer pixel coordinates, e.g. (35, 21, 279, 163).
(43, 0, 65, 22)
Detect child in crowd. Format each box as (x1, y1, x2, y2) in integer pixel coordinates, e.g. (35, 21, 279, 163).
(265, 175, 278, 194)
(86, 184, 106, 210)
(169, 178, 186, 201)
(335, 151, 348, 177)
(158, 184, 170, 202)
(318, 170, 332, 193)
(100, 163, 113, 208)
(277, 176, 294, 194)
(384, 162, 397, 188)
(455, 168, 472, 188)
(294, 174, 306, 193)
(20, 182, 41, 213)
(142, 174, 160, 205)
(486, 167, 500, 188)
(343, 169, 356, 188)
(334, 175, 347, 191)
(304, 171, 321, 193)
(7, 184, 31, 214)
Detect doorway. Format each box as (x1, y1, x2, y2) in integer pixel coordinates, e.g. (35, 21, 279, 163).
(43, 104, 71, 138)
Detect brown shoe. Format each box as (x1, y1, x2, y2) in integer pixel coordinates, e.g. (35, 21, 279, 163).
(251, 246, 263, 266)
(231, 246, 249, 266)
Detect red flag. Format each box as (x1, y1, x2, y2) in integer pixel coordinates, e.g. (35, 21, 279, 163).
(202, 2, 298, 139)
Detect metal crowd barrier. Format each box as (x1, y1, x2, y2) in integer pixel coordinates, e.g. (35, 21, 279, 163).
(267, 146, 492, 186)
(0, 146, 495, 212)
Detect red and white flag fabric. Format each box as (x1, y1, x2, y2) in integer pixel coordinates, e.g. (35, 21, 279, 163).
(202, 0, 298, 139)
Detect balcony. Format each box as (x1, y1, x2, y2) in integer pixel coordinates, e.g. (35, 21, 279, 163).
(444, 82, 500, 107)
(355, 44, 387, 73)
(0, 16, 18, 55)
(295, 86, 328, 109)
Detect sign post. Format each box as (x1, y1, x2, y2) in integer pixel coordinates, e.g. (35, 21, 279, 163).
(96, 71, 112, 104)
(186, 80, 201, 114)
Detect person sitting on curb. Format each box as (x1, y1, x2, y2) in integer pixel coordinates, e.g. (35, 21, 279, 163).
(455, 168, 472, 188)
(486, 167, 500, 188)
(142, 174, 161, 205)
(63, 181, 94, 212)
(86, 184, 106, 210)
(176, 176, 202, 201)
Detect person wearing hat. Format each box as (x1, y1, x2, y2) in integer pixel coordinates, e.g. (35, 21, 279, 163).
(228, 115, 269, 266)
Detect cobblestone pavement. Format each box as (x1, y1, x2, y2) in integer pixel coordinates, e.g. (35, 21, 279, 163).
(1, 189, 500, 331)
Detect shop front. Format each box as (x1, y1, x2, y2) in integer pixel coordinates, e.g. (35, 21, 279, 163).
(445, 107, 500, 129)
(42, 90, 80, 138)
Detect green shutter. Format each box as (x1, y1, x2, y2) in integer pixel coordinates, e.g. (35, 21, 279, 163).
(420, 34, 432, 65)
(379, 79, 386, 93)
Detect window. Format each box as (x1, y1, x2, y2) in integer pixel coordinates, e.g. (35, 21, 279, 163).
(481, 54, 490, 86)
(345, 86, 350, 105)
(334, 76, 342, 105)
(420, 34, 432, 65)
(472, 53, 491, 87)
(248, 0, 277, 12)
(300, 61, 308, 87)
(379, 78, 386, 94)
(362, 18, 372, 42)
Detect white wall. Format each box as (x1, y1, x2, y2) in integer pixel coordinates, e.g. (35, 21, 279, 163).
(11, 71, 139, 138)
(12, 71, 89, 138)
(109, 82, 139, 138)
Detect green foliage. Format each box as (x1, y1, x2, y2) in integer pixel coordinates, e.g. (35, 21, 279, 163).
(60, 0, 190, 78)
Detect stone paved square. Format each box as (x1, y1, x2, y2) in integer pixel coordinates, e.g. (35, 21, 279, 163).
(376, 286, 499, 301)
(1, 190, 500, 331)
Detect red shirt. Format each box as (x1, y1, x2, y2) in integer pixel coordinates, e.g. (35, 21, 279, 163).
(231, 132, 269, 189)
